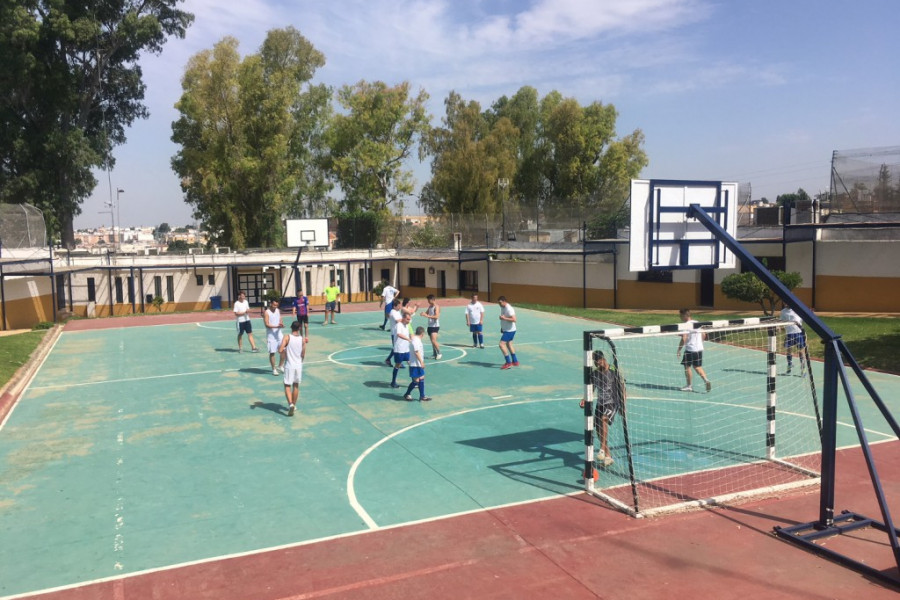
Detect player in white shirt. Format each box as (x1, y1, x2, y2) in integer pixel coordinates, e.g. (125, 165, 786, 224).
(379, 281, 399, 329)
(233, 291, 259, 353)
(780, 304, 806, 375)
(390, 314, 413, 388)
(403, 326, 431, 402)
(465, 294, 486, 348)
(384, 298, 403, 366)
(264, 300, 286, 375)
(676, 308, 711, 392)
(277, 321, 306, 416)
(497, 296, 519, 369)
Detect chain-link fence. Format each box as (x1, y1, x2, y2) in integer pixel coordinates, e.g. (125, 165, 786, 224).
(0, 203, 47, 249)
(830, 146, 900, 214)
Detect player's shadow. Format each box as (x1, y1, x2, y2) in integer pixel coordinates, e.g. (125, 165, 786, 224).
(460, 360, 496, 368)
(214, 347, 241, 353)
(360, 360, 392, 367)
(721, 368, 768, 375)
(363, 380, 402, 389)
(249, 401, 288, 415)
(628, 382, 686, 391)
(239, 367, 276, 375)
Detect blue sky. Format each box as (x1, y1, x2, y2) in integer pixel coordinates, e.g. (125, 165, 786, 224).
(77, 0, 900, 229)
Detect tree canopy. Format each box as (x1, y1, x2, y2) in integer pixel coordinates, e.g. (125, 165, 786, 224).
(720, 270, 803, 315)
(325, 80, 431, 215)
(171, 27, 331, 249)
(0, 0, 193, 247)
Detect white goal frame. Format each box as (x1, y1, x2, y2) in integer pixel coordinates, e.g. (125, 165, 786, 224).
(582, 318, 822, 518)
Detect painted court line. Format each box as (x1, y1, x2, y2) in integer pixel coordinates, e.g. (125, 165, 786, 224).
(347, 396, 574, 530)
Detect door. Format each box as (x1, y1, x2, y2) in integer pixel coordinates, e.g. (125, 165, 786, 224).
(700, 268, 715, 307)
(439, 270, 446, 297)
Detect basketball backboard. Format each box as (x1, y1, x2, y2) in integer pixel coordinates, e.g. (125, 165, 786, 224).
(629, 179, 738, 271)
(286, 218, 328, 249)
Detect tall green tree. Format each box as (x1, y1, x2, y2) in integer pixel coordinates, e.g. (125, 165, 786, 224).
(424, 91, 518, 215)
(326, 80, 431, 214)
(424, 87, 647, 224)
(0, 0, 193, 247)
(171, 28, 331, 249)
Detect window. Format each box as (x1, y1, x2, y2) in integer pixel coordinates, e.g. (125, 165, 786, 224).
(358, 268, 367, 294)
(196, 274, 204, 286)
(127, 276, 135, 303)
(460, 269, 478, 291)
(154, 276, 163, 299)
(408, 267, 426, 287)
(87, 277, 96, 302)
(114, 277, 123, 303)
(380, 268, 390, 283)
(304, 271, 312, 297)
(166, 276, 175, 302)
(637, 270, 673, 283)
(741, 256, 785, 273)
(207, 274, 215, 285)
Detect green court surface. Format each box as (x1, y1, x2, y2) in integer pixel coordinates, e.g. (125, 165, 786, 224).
(1, 307, 898, 598)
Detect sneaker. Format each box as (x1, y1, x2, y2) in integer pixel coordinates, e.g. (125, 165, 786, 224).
(786, 366, 793, 374)
(479, 344, 485, 349)
(273, 368, 279, 376)
(705, 380, 712, 392)
(680, 385, 693, 392)
(379, 325, 385, 330)
(435, 353, 442, 359)
(602, 456, 614, 467)
(390, 382, 400, 388)
(501, 363, 512, 370)
(238, 348, 243, 353)
(384, 359, 392, 366)
(403, 394, 413, 401)
(287, 404, 295, 417)
(251, 348, 259, 353)
(419, 396, 432, 402)
(278, 366, 284, 374)
(512, 361, 519, 367)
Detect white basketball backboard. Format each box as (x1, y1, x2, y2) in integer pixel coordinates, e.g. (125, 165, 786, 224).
(629, 179, 738, 271)
(286, 219, 329, 249)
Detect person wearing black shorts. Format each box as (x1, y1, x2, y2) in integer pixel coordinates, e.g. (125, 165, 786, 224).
(676, 308, 711, 392)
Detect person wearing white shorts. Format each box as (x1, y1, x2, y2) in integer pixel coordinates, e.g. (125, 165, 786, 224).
(264, 300, 285, 375)
(278, 321, 305, 416)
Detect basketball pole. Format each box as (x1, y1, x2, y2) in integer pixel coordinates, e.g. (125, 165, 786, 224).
(686, 203, 900, 586)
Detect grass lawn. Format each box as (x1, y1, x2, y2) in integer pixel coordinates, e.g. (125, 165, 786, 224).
(0, 331, 47, 389)
(520, 305, 900, 375)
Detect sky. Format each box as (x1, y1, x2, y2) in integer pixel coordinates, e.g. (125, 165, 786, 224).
(75, 0, 900, 229)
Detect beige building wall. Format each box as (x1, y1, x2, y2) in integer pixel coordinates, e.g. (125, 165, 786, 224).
(814, 240, 900, 312)
(2, 276, 53, 329)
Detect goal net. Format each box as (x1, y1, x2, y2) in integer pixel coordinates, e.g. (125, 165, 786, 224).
(582, 318, 822, 518)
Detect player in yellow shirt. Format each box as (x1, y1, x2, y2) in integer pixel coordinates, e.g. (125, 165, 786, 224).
(323, 279, 341, 325)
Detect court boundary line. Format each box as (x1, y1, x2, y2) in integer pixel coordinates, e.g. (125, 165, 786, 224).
(0, 327, 65, 431)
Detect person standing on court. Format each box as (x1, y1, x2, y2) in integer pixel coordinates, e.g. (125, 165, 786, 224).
(404, 326, 431, 402)
(379, 280, 399, 329)
(384, 298, 403, 366)
(390, 313, 413, 389)
(277, 321, 306, 417)
(323, 279, 341, 325)
(579, 350, 625, 467)
(676, 308, 712, 392)
(264, 299, 286, 375)
(292, 289, 310, 341)
(233, 291, 259, 353)
(780, 303, 806, 375)
(497, 296, 519, 369)
(419, 294, 441, 359)
(465, 293, 485, 348)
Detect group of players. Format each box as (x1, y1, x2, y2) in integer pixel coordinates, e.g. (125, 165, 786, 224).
(231, 281, 523, 414)
(376, 283, 521, 402)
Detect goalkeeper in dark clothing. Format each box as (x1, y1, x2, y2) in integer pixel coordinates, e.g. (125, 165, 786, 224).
(580, 350, 626, 467)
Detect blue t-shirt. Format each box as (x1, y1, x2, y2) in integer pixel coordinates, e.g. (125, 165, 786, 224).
(293, 295, 309, 316)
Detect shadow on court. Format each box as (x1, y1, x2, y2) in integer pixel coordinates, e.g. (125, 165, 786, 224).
(249, 401, 288, 416)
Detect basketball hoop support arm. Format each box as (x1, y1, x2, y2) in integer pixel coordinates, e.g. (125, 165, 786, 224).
(686, 203, 900, 585)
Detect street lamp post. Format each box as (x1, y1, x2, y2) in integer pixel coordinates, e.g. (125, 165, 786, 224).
(116, 188, 124, 251)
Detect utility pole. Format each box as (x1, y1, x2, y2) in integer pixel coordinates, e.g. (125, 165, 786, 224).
(116, 188, 124, 252)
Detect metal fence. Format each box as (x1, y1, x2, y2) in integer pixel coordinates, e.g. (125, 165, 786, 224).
(0, 203, 47, 250)
(830, 146, 900, 214)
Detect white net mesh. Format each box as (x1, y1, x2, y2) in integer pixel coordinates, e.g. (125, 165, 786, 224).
(585, 320, 821, 517)
(0, 203, 47, 249)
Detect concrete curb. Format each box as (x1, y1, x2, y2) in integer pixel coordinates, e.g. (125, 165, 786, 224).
(0, 325, 63, 426)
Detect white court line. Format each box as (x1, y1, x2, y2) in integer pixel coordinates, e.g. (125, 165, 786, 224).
(29, 368, 242, 390)
(0, 328, 66, 431)
(347, 396, 574, 530)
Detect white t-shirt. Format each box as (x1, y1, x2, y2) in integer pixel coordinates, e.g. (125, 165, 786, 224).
(382, 285, 398, 305)
(233, 299, 250, 322)
(500, 303, 516, 332)
(264, 308, 282, 328)
(780, 306, 803, 335)
(683, 320, 704, 352)
(394, 323, 412, 353)
(466, 301, 485, 325)
(389, 309, 403, 334)
(425, 304, 439, 327)
(284, 333, 304, 365)
(409, 337, 424, 367)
